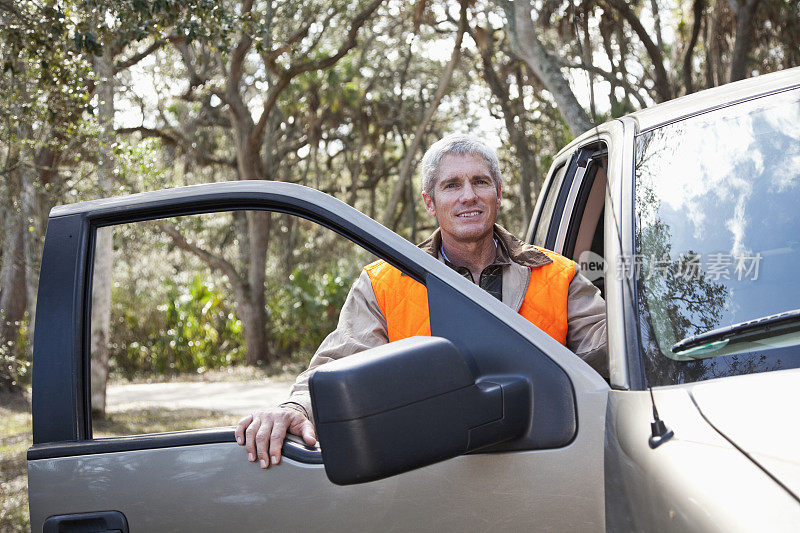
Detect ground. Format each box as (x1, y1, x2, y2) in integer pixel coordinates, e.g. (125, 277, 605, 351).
(0, 392, 31, 533)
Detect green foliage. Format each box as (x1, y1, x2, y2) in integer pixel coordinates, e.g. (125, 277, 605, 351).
(111, 274, 244, 378)
(1, 2, 94, 140)
(114, 137, 170, 191)
(268, 267, 353, 361)
(72, 0, 233, 53)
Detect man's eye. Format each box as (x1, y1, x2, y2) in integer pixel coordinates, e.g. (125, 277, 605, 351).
(444, 183, 457, 189)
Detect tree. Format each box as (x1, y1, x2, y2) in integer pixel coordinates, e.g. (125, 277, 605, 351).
(0, 0, 93, 392)
(70, 0, 233, 413)
(495, 0, 800, 138)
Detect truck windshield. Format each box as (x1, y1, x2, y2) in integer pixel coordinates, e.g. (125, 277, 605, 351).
(634, 87, 800, 386)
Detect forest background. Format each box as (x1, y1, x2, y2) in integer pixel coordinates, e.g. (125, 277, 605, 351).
(2, 0, 799, 404)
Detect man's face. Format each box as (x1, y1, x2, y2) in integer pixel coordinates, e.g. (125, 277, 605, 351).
(422, 153, 501, 244)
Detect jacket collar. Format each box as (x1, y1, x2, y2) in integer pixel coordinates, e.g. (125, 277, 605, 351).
(417, 224, 553, 268)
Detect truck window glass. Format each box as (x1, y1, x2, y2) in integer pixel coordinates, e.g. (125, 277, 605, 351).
(634, 88, 800, 386)
(533, 162, 568, 247)
(568, 159, 606, 298)
(88, 211, 377, 438)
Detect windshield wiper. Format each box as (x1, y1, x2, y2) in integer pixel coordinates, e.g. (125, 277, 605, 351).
(672, 308, 800, 355)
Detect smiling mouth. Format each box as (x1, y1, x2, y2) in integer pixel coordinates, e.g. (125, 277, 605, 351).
(456, 211, 482, 218)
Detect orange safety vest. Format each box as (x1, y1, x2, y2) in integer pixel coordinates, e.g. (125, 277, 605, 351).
(364, 248, 575, 345)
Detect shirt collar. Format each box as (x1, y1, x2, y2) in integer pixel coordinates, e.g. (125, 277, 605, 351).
(418, 224, 553, 268)
(439, 237, 509, 267)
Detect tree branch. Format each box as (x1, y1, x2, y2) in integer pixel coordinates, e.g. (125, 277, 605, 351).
(175, 41, 215, 96)
(230, 0, 255, 88)
(248, 0, 384, 157)
(262, 21, 313, 71)
(504, 0, 593, 133)
(559, 61, 649, 108)
(223, 0, 256, 126)
(683, 0, 706, 94)
(115, 39, 166, 72)
(116, 126, 236, 168)
(275, 135, 310, 161)
(0, 0, 29, 23)
(602, 0, 672, 101)
(116, 126, 178, 145)
(156, 221, 244, 288)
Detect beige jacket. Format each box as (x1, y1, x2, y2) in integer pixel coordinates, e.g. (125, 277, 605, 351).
(284, 226, 608, 422)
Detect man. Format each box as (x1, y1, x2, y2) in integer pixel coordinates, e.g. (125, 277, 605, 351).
(235, 134, 607, 468)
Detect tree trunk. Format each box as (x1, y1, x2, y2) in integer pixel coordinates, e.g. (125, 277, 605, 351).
(90, 49, 116, 416)
(280, 214, 298, 278)
(514, 124, 538, 232)
(32, 145, 62, 291)
(90, 227, 113, 415)
(683, 0, 707, 94)
(348, 133, 364, 206)
(11, 74, 40, 354)
(0, 183, 27, 391)
(0, 221, 25, 347)
(244, 210, 271, 365)
(20, 149, 41, 340)
(728, 0, 760, 82)
(707, 1, 728, 88)
(505, 0, 593, 134)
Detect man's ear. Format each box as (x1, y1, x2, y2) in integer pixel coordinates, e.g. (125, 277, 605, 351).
(496, 183, 502, 210)
(422, 191, 436, 218)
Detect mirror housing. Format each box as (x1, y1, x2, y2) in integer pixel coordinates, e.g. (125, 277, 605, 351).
(310, 336, 530, 485)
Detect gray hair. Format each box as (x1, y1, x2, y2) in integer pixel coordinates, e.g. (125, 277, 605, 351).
(420, 133, 502, 198)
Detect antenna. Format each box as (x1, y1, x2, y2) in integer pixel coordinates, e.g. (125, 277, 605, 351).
(648, 385, 674, 448)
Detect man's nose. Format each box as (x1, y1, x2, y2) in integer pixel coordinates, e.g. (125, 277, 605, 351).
(459, 183, 478, 201)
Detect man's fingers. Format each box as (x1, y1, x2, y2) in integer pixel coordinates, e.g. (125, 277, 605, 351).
(244, 417, 261, 462)
(235, 414, 253, 445)
(301, 420, 317, 446)
(287, 411, 317, 446)
(270, 421, 289, 465)
(255, 419, 274, 469)
(240, 408, 313, 468)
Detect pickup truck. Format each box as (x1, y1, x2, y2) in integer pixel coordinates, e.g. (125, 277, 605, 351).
(27, 67, 800, 531)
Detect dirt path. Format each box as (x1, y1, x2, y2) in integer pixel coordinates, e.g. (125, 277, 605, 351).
(106, 378, 296, 417)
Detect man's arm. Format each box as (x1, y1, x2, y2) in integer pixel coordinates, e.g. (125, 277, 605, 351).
(235, 269, 388, 467)
(566, 269, 609, 379)
(282, 269, 388, 423)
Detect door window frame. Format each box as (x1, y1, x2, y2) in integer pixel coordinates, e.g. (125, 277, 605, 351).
(528, 123, 644, 391)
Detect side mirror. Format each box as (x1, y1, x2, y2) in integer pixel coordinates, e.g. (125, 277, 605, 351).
(309, 336, 530, 485)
